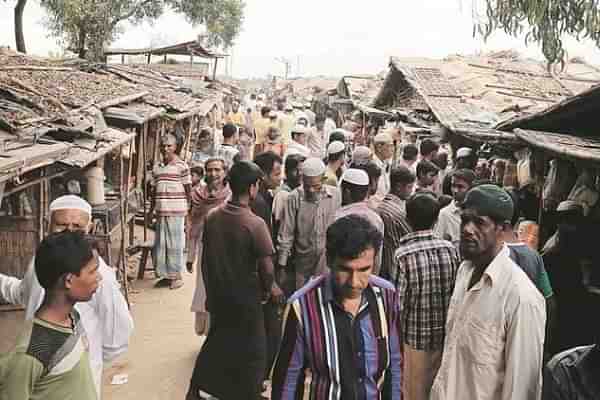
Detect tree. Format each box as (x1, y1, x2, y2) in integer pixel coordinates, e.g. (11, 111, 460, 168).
(3, 0, 28, 53)
(474, 0, 600, 66)
(41, 0, 245, 61)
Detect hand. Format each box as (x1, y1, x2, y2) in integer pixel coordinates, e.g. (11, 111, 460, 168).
(270, 283, 285, 305)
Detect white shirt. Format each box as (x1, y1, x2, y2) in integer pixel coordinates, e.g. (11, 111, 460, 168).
(434, 200, 461, 249)
(324, 118, 336, 145)
(0, 256, 134, 398)
(373, 154, 391, 197)
(430, 245, 546, 400)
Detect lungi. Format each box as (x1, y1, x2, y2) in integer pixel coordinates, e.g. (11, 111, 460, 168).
(153, 216, 185, 280)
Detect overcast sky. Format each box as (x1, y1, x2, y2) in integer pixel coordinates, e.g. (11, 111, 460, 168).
(2, 0, 600, 78)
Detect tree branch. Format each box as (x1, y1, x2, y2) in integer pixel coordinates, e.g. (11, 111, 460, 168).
(109, 0, 155, 28)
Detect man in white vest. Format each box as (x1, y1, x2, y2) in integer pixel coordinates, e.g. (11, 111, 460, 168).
(0, 195, 134, 398)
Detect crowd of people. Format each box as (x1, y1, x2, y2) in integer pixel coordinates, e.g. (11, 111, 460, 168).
(0, 90, 598, 400)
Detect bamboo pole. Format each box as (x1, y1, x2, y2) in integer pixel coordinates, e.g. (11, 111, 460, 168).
(142, 123, 148, 241)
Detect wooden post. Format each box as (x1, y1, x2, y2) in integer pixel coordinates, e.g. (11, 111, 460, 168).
(212, 58, 218, 81)
(121, 54, 125, 64)
(190, 54, 193, 66)
(147, 53, 151, 64)
(164, 54, 167, 64)
(118, 144, 131, 306)
(142, 123, 148, 242)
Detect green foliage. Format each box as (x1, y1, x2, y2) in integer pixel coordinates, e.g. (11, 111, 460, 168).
(475, 0, 600, 66)
(41, 0, 245, 61)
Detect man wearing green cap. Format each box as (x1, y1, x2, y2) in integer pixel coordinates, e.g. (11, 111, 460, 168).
(431, 184, 546, 400)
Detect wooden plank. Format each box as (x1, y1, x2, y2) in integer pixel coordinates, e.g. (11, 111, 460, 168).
(95, 92, 149, 109)
(0, 66, 73, 71)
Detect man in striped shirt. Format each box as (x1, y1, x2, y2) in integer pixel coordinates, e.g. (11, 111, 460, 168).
(376, 166, 415, 280)
(150, 133, 192, 290)
(271, 215, 403, 400)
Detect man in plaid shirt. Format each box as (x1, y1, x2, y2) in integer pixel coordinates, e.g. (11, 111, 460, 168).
(392, 192, 459, 400)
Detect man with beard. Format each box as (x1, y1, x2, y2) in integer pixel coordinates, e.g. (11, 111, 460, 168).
(187, 157, 231, 336)
(277, 158, 341, 293)
(431, 185, 546, 400)
(271, 215, 402, 400)
(191, 128, 215, 166)
(186, 161, 284, 400)
(435, 169, 476, 249)
(150, 133, 191, 290)
(0, 195, 133, 398)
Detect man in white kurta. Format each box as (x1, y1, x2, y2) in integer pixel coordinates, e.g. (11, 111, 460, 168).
(430, 185, 545, 400)
(0, 195, 134, 398)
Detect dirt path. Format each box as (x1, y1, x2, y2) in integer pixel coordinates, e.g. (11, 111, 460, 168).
(103, 269, 203, 400)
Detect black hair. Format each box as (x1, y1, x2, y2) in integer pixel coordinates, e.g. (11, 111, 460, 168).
(341, 181, 369, 203)
(222, 123, 238, 139)
(406, 193, 441, 231)
(420, 138, 439, 157)
(390, 165, 416, 187)
(326, 109, 334, 118)
(402, 144, 418, 161)
(357, 161, 382, 180)
(329, 131, 346, 144)
(438, 194, 453, 209)
(326, 214, 383, 265)
(285, 154, 306, 175)
(433, 151, 449, 170)
(199, 127, 212, 138)
(190, 165, 205, 177)
(452, 169, 477, 186)
(253, 151, 283, 175)
(315, 114, 326, 124)
(505, 187, 521, 226)
(35, 231, 95, 291)
(261, 106, 271, 117)
(416, 159, 439, 178)
(327, 150, 345, 163)
(228, 161, 265, 197)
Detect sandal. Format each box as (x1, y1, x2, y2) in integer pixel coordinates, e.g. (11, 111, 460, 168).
(170, 278, 184, 290)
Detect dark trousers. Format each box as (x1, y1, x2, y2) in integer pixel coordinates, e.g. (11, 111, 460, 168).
(263, 299, 282, 380)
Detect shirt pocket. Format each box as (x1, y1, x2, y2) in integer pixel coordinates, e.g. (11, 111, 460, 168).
(458, 314, 502, 366)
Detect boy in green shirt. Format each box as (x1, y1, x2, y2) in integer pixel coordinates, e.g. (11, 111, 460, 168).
(0, 231, 101, 400)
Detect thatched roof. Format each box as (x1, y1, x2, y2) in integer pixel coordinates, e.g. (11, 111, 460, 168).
(514, 128, 600, 163)
(372, 51, 600, 143)
(0, 129, 70, 182)
(496, 83, 600, 137)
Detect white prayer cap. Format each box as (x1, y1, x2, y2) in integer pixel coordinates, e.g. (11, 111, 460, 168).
(291, 125, 309, 135)
(49, 195, 92, 217)
(301, 157, 326, 177)
(284, 104, 293, 111)
(352, 146, 372, 165)
(456, 147, 473, 158)
(374, 132, 393, 144)
(268, 110, 278, 118)
(341, 168, 369, 186)
(161, 133, 177, 145)
(327, 141, 345, 156)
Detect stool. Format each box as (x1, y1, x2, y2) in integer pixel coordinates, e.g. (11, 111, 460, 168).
(129, 240, 155, 280)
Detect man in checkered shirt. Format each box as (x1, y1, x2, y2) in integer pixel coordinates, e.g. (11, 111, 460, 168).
(391, 192, 460, 400)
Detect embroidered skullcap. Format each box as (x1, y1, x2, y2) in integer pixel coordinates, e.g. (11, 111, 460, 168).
(301, 157, 326, 177)
(352, 146, 372, 165)
(373, 132, 393, 144)
(327, 141, 345, 156)
(49, 195, 92, 217)
(456, 147, 473, 158)
(341, 168, 369, 186)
